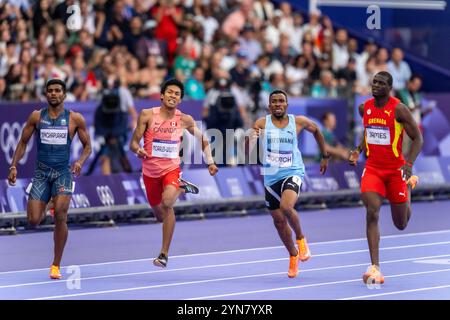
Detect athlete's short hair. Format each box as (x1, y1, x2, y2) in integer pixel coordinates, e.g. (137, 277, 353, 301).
(45, 78, 66, 92)
(269, 90, 288, 102)
(375, 71, 393, 87)
(161, 78, 184, 98)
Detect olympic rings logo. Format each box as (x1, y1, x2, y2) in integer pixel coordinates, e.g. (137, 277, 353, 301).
(0, 122, 34, 164)
(96, 185, 115, 206)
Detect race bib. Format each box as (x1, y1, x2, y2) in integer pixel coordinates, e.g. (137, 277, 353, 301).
(40, 128, 68, 145)
(266, 150, 293, 167)
(151, 139, 179, 158)
(366, 126, 390, 145)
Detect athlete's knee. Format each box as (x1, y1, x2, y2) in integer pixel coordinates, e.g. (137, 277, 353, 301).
(272, 215, 287, 229)
(53, 210, 68, 224)
(161, 198, 175, 210)
(28, 216, 41, 227)
(366, 205, 380, 224)
(279, 203, 295, 214)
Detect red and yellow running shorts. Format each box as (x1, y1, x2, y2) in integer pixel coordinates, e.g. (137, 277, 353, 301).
(361, 165, 408, 203)
(143, 167, 181, 207)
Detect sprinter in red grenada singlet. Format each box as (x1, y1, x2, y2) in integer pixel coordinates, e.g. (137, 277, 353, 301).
(130, 79, 218, 268)
(349, 72, 423, 285)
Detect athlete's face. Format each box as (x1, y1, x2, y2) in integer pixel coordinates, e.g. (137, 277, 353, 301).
(45, 84, 66, 107)
(269, 93, 288, 119)
(161, 85, 182, 109)
(371, 74, 391, 98)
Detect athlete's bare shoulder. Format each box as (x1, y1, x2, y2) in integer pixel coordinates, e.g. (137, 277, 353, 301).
(69, 110, 85, 123)
(140, 108, 154, 123)
(28, 109, 41, 125)
(294, 115, 318, 134)
(394, 102, 411, 122)
(254, 117, 266, 129)
(295, 115, 310, 125)
(180, 113, 195, 128)
(180, 112, 193, 122)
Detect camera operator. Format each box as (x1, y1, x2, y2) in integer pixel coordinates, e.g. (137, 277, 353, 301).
(203, 77, 245, 166)
(89, 75, 137, 175)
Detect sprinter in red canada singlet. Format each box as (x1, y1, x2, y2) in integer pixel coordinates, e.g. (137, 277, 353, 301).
(130, 79, 218, 268)
(349, 72, 423, 285)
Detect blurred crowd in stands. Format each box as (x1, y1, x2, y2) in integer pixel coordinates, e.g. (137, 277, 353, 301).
(0, 0, 427, 169)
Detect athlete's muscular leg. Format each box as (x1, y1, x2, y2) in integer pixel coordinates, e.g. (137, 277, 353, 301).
(154, 185, 184, 256)
(52, 195, 71, 267)
(390, 196, 411, 231)
(270, 209, 298, 257)
(362, 192, 383, 267)
(27, 200, 47, 226)
(388, 174, 412, 230)
(279, 189, 304, 241)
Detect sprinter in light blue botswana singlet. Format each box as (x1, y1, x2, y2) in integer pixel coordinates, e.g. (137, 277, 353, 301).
(251, 90, 329, 278)
(7, 79, 92, 280)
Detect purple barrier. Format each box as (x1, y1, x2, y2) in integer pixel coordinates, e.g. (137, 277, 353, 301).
(2, 157, 450, 214)
(421, 93, 450, 156)
(438, 157, 450, 183)
(214, 167, 254, 198)
(413, 157, 446, 185)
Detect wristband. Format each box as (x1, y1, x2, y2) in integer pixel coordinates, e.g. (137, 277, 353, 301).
(322, 153, 330, 159)
(207, 162, 215, 167)
(9, 166, 16, 171)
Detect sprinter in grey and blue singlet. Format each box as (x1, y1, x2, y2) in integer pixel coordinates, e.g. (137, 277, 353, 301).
(29, 108, 74, 202)
(262, 113, 305, 187)
(7, 78, 92, 279)
(251, 89, 329, 278)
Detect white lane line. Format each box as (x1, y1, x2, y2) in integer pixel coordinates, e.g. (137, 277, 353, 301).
(188, 268, 450, 300)
(2, 229, 450, 275)
(3, 252, 450, 290)
(339, 284, 450, 300)
(23, 255, 450, 300)
(3, 242, 450, 290)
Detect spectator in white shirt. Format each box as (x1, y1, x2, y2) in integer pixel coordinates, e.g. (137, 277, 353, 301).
(285, 54, 308, 96)
(348, 38, 360, 61)
(302, 9, 322, 45)
(290, 12, 304, 54)
(264, 9, 282, 47)
(375, 47, 389, 72)
(197, 4, 219, 44)
(238, 23, 262, 63)
(332, 28, 349, 71)
(387, 47, 412, 92)
(278, 2, 294, 36)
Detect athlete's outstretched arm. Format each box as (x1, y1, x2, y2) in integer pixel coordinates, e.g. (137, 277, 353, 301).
(130, 110, 150, 159)
(7, 110, 39, 186)
(184, 114, 218, 176)
(249, 117, 265, 154)
(349, 132, 366, 166)
(396, 103, 424, 179)
(349, 104, 365, 166)
(297, 116, 329, 174)
(72, 113, 92, 177)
